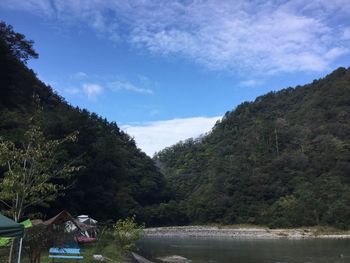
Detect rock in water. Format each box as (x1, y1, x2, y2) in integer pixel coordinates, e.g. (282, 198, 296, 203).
(158, 255, 191, 263)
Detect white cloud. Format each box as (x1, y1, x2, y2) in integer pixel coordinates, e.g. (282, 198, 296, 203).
(57, 74, 155, 98)
(72, 72, 88, 79)
(108, 80, 153, 94)
(0, 0, 54, 16)
(122, 116, 221, 157)
(2, 0, 350, 73)
(64, 87, 80, 95)
(82, 83, 103, 99)
(239, 79, 263, 88)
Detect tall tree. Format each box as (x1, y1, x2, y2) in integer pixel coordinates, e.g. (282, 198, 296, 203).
(0, 21, 38, 63)
(0, 121, 80, 222)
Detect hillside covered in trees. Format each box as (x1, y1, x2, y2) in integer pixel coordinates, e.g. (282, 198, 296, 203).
(155, 67, 350, 228)
(2, 21, 350, 229)
(0, 22, 170, 222)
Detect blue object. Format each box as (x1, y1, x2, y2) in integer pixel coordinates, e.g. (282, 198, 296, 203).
(49, 247, 83, 261)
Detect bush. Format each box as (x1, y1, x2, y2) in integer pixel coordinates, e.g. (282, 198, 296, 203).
(113, 216, 144, 254)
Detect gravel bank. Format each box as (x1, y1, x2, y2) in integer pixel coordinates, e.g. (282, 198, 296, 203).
(143, 226, 350, 239)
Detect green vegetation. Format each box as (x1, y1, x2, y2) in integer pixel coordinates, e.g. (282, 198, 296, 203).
(155, 67, 350, 229)
(0, 111, 80, 222)
(0, 21, 169, 222)
(1, 20, 350, 233)
(113, 216, 144, 253)
(21, 217, 143, 263)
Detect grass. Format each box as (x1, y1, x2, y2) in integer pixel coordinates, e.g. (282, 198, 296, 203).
(21, 244, 124, 263)
(20, 234, 125, 263)
(20, 217, 144, 263)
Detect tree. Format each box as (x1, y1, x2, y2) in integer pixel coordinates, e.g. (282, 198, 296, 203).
(155, 67, 350, 228)
(0, 21, 38, 63)
(0, 123, 80, 222)
(113, 216, 144, 254)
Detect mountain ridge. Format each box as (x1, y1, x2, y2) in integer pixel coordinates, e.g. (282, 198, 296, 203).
(155, 66, 350, 228)
(0, 22, 169, 222)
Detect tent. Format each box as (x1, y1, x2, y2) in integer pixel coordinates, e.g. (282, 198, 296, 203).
(0, 219, 30, 247)
(0, 213, 24, 238)
(0, 213, 25, 263)
(34, 210, 83, 247)
(77, 215, 97, 225)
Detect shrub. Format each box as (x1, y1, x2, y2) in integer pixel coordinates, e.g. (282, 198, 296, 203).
(113, 216, 144, 254)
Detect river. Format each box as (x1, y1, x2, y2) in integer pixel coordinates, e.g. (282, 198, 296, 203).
(137, 236, 350, 263)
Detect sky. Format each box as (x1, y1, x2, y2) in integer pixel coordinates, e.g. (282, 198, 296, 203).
(1, 0, 350, 156)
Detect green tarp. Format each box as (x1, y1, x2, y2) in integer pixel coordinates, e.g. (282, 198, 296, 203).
(0, 219, 31, 247)
(0, 213, 24, 238)
(0, 237, 10, 247)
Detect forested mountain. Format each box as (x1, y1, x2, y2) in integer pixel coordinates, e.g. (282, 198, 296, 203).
(0, 22, 169, 222)
(155, 67, 350, 228)
(2, 21, 350, 229)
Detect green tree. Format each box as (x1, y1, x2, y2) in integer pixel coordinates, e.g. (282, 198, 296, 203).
(155, 67, 350, 228)
(0, 21, 38, 63)
(113, 216, 144, 254)
(0, 123, 80, 222)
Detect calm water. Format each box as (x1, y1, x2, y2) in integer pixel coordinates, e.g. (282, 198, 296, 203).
(137, 236, 350, 263)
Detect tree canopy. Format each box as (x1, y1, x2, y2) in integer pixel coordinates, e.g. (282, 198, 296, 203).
(2, 21, 350, 229)
(155, 67, 350, 228)
(0, 121, 79, 222)
(0, 21, 38, 63)
(0, 21, 169, 223)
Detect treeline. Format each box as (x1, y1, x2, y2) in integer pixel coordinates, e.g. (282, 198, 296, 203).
(0, 21, 170, 223)
(2, 21, 350, 229)
(155, 67, 350, 229)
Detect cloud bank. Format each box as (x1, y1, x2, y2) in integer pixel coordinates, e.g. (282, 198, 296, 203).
(2, 0, 350, 74)
(60, 72, 154, 99)
(122, 116, 221, 156)
(108, 80, 153, 94)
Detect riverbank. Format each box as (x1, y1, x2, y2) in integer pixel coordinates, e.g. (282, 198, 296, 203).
(143, 225, 350, 239)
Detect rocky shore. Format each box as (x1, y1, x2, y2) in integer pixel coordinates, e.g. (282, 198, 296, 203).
(143, 226, 350, 239)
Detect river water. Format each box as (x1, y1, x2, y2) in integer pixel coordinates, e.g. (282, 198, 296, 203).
(137, 236, 350, 263)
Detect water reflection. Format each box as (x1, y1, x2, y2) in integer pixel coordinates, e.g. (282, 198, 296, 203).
(137, 236, 350, 263)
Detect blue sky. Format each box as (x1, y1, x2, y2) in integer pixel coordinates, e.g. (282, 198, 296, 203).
(1, 0, 350, 156)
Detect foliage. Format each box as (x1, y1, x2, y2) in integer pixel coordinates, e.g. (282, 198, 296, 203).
(155, 67, 350, 228)
(80, 228, 123, 263)
(0, 21, 169, 223)
(0, 21, 38, 63)
(23, 225, 56, 263)
(0, 122, 79, 222)
(141, 200, 189, 226)
(113, 216, 144, 253)
(2, 20, 350, 230)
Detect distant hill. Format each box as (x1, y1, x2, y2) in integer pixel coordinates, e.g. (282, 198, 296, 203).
(2, 21, 350, 229)
(155, 67, 350, 228)
(0, 22, 169, 222)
